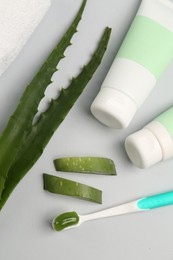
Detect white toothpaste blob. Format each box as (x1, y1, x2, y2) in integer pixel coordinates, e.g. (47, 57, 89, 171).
(0, 0, 51, 76)
(125, 107, 173, 168)
(91, 0, 173, 128)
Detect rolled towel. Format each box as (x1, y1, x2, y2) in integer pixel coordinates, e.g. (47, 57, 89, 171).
(0, 0, 51, 76)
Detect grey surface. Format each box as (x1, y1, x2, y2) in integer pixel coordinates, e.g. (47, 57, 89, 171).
(0, 0, 173, 259)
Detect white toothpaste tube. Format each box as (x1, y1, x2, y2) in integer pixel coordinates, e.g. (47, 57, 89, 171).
(125, 106, 173, 168)
(91, 0, 173, 128)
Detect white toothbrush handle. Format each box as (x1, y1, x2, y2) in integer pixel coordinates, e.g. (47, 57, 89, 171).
(82, 191, 173, 222)
(81, 200, 142, 222)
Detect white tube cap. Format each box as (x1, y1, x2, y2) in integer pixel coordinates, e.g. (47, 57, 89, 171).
(90, 88, 137, 128)
(125, 128, 163, 169)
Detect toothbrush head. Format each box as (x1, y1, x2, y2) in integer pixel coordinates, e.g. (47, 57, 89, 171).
(52, 211, 80, 231)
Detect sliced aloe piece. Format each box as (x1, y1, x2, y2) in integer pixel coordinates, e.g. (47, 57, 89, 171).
(43, 173, 102, 204)
(54, 157, 116, 175)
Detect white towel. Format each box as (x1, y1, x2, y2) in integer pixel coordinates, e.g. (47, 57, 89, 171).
(0, 0, 51, 76)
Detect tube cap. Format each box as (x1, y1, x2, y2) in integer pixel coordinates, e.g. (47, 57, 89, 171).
(125, 128, 163, 169)
(90, 88, 137, 129)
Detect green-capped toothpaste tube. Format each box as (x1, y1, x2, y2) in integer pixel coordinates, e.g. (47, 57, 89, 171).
(125, 107, 173, 168)
(91, 0, 173, 129)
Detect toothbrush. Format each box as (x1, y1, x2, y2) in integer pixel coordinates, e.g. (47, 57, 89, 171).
(52, 191, 173, 231)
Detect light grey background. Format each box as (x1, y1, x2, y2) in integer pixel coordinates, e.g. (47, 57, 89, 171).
(0, 0, 173, 259)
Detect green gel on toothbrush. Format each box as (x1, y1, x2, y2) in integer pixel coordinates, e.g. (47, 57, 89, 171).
(53, 211, 79, 231)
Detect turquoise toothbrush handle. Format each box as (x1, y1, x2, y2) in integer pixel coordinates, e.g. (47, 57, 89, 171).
(137, 191, 173, 210)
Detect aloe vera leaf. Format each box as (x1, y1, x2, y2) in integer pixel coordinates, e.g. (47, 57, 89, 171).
(43, 174, 102, 204)
(0, 0, 87, 196)
(0, 27, 111, 209)
(54, 157, 117, 175)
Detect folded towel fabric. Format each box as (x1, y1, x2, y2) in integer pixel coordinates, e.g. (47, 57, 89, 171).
(0, 0, 51, 76)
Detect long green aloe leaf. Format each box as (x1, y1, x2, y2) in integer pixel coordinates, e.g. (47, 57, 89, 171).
(0, 0, 87, 197)
(0, 27, 111, 210)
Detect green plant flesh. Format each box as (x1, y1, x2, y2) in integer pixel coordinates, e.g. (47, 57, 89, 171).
(54, 157, 116, 175)
(43, 174, 102, 204)
(0, 2, 111, 209)
(53, 211, 79, 231)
